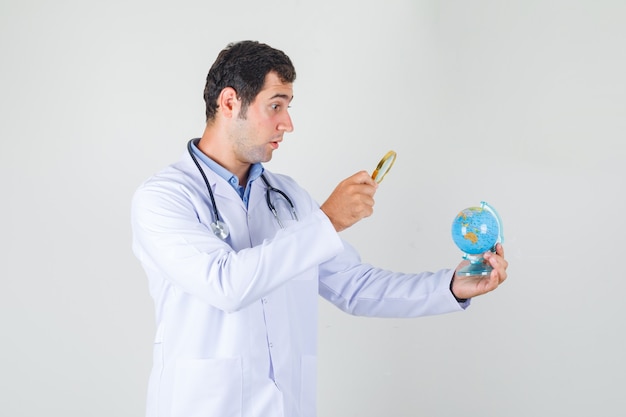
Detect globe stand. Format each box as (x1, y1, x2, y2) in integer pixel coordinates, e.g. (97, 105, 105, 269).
(457, 255, 492, 276)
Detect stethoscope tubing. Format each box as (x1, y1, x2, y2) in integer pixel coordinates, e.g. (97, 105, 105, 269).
(187, 139, 297, 239)
(188, 140, 222, 224)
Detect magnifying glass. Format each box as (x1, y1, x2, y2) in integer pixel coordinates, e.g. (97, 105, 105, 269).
(371, 150, 397, 184)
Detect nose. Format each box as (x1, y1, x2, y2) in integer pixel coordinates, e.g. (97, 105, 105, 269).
(277, 112, 294, 133)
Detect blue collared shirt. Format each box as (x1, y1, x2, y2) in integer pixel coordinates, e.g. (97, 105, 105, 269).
(190, 139, 264, 207)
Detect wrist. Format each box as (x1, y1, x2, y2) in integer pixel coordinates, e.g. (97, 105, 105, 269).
(449, 274, 468, 303)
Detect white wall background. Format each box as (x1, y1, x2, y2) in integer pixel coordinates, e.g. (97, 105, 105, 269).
(1, 1, 625, 416)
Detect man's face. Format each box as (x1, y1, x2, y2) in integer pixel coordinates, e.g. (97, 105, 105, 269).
(229, 72, 294, 164)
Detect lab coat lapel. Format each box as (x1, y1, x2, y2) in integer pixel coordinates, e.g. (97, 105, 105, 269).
(247, 177, 267, 214)
(211, 176, 242, 203)
(183, 150, 243, 206)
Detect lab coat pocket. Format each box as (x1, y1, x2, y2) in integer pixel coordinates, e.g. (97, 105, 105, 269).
(272, 196, 299, 229)
(171, 357, 242, 417)
(300, 355, 317, 417)
(278, 218, 298, 229)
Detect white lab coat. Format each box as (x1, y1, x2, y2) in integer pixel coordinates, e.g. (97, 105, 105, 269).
(131, 150, 466, 417)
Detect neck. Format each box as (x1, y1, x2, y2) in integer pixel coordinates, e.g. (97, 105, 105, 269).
(197, 126, 250, 186)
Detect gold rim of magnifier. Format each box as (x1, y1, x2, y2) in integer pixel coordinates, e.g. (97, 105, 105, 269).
(371, 150, 397, 183)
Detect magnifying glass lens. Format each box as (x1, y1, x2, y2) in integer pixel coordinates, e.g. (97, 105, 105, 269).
(371, 151, 397, 184)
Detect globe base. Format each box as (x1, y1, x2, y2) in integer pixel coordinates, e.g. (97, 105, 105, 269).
(457, 262, 493, 276)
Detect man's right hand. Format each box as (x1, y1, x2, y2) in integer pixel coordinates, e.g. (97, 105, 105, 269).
(320, 171, 378, 232)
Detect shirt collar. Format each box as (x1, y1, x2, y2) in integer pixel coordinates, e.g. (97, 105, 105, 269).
(189, 138, 264, 195)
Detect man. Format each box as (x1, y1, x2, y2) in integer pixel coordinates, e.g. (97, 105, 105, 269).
(131, 40, 508, 417)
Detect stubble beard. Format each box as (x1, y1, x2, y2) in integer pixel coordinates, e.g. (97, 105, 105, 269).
(232, 111, 276, 163)
(233, 136, 273, 164)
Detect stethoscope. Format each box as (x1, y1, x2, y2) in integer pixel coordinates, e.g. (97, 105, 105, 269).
(187, 140, 298, 240)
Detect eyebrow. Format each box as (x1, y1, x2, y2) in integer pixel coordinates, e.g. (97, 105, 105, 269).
(269, 93, 293, 102)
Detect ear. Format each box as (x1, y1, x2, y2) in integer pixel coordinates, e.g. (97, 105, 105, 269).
(217, 87, 241, 119)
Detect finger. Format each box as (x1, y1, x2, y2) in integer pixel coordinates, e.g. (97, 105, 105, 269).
(358, 193, 375, 207)
(495, 242, 505, 257)
(489, 254, 507, 284)
(355, 183, 378, 198)
(353, 170, 379, 187)
(355, 194, 376, 215)
(489, 268, 502, 290)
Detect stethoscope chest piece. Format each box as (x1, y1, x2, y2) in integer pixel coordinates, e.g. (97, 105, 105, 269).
(210, 220, 230, 240)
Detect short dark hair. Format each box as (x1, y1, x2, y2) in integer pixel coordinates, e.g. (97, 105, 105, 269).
(203, 41, 296, 122)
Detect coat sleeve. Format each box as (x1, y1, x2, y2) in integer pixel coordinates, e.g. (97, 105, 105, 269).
(131, 176, 343, 313)
(318, 240, 469, 318)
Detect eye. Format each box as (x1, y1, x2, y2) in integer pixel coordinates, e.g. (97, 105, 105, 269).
(270, 103, 280, 111)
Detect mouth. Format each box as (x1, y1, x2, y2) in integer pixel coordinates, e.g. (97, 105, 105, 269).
(270, 138, 282, 150)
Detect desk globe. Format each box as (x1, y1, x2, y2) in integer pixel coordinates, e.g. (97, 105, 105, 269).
(451, 201, 503, 276)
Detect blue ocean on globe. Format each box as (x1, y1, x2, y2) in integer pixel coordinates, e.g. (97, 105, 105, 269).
(451, 206, 500, 255)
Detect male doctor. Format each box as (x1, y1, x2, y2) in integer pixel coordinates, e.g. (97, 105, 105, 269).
(131, 40, 508, 417)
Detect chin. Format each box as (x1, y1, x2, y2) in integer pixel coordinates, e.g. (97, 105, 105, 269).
(262, 151, 274, 162)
